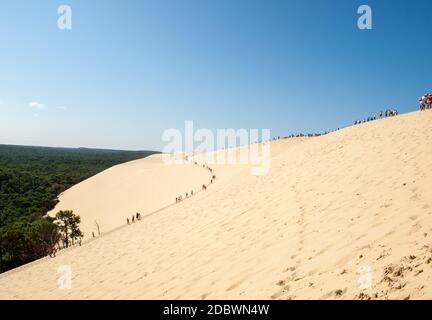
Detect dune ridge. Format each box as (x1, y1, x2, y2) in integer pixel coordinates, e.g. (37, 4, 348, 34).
(47, 154, 213, 240)
(1, 111, 432, 299)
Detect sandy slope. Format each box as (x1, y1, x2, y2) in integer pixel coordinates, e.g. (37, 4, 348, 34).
(1, 111, 432, 300)
(47, 154, 211, 240)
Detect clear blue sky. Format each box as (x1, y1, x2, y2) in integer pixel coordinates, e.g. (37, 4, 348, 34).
(0, 0, 430, 151)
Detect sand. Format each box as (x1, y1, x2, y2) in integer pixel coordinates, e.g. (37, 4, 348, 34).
(1, 110, 432, 300)
(46, 154, 211, 240)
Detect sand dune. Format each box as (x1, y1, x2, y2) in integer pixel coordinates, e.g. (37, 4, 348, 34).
(47, 154, 211, 240)
(1, 111, 432, 299)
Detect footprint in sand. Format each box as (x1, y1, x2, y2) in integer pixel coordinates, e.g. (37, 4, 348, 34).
(201, 292, 211, 299)
(226, 277, 248, 292)
(270, 283, 290, 299)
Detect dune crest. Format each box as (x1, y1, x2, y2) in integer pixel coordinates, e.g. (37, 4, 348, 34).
(47, 154, 211, 239)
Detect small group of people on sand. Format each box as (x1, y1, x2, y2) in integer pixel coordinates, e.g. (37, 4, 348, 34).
(354, 109, 398, 125)
(176, 190, 194, 203)
(384, 109, 398, 117)
(124, 162, 215, 226)
(210, 174, 216, 184)
(174, 163, 215, 201)
(419, 93, 432, 111)
(175, 176, 214, 202)
(127, 212, 141, 225)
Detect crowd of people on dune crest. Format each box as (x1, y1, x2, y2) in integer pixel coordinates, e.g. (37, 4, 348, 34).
(419, 93, 432, 111)
(123, 92, 432, 227)
(353, 92, 431, 126)
(354, 109, 399, 125)
(125, 158, 215, 226)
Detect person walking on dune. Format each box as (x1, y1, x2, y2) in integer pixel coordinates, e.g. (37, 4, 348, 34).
(419, 95, 426, 111)
(427, 94, 432, 110)
(127, 218, 130, 225)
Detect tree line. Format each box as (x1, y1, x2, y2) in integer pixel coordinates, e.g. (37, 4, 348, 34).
(0, 144, 158, 273)
(0, 210, 83, 272)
